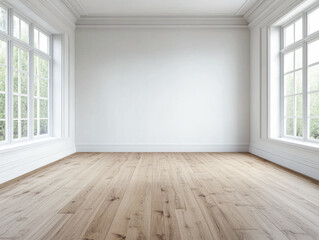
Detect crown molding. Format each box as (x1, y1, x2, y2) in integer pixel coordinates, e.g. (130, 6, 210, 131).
(236, 0, 264, 16)
(4, 0, 77, 32)
(244, 0, 265, 20)
(61, 0, 88, 18)
(76, 16, 248, 28)
(244, 0, 306, 29)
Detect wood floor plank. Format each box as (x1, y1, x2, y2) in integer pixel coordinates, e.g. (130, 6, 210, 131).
(51, 153, 129, 240)
(172, 153, 214, 240)
(159, 154, 183, 240)
(82, 153, 139, 240)
(0, 153, 318, 240)
(105, 153, 152, 240)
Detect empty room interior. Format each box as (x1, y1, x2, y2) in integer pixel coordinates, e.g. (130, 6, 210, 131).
(1, 0, 319, 239)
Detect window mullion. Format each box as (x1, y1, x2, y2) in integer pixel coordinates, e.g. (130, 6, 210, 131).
(280, 26, 285, 138)
(29, 23, 34, 140)
(49, 39, 52, 137)
(302, 12, 308, 141)
(18, 49, 20, 139)
(7, 8, 13, 144)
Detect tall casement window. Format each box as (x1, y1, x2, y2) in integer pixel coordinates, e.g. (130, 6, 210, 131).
(0, 2, 52, 145)
(281, 5, 319, 142)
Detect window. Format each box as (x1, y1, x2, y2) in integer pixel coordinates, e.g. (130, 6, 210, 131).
(13, 15, 29, 43)
(0, 5, 7, 33)
(34, 56, 49, 136)
(281, 5, 319, 142)
(0, 39, 6, 141)
(0, 1, 52, 145)
(34, 28, 49, 54)
(13, 46, 29, 140)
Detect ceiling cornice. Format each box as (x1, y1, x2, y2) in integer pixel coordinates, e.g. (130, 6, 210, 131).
(76, 16, 248, 28)
(60, 0, 271, 28)
(4, 0, 77, 32)
(236, 0, 263, 16)
(61, 0, 88, 18)
(244, 0, 306, 29)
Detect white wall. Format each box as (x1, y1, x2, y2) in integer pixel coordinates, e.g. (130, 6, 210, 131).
(76, 27, 250, 152)
(248, 0, 319, 180)
(0, 0, 76, 184)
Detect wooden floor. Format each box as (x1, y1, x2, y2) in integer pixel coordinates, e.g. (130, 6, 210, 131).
(0, 153, 319, 240)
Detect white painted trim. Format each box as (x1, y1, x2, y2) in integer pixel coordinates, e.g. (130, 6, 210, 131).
(0, 137, 62, 153)
(76, 16, 248, 28)
(2, 0, 76, 33)
(0, 139, 75, 184)
(246, 0, 306, 29)
(250, 145, 319, 180)
(61, 0, 87, 18)
(244, 0, 265, 19)
(237, 0, 265, 16)
(76, 144, 250, 152)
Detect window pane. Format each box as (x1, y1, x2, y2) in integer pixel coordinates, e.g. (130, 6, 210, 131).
(40, 99, 48, 118)
(21, 96, 28, 118)
(21, 120, 27, 137)
(40, 78, 48, 98)
(39, 32, 48, 54)
(34, 77, 38, 96)
(308, 40, 319, 65)
(308, 7, 319, 35)
(13, 47, 18, 69)
(21, 49, 28, 71)
(13, 71, 18, 93)
(34, 119, 37, 136)
(284, 73, 294, 95)
(295, 18, 303, 42)
(13, 16, 19, 39)
(284, 24, 294, 47)
(20, 20, 29, 43)
(40, 119, 48, 135)
(0, 66, 5, 92)
(285, 96, 295, 117)
(34, 56, 38, 76)
(34, 99, 37, 118)
(35, 29, 49, 54)
(0, 39, 6, 65)
(0, 120, 4, 141)
(308, 64, 319, 92)
(21, 72, 28, 94)
(295, 70, 303, 94)
(286, 118, 294, 136)
(13, 16, 29, 43)
(0, 93, 5, 119)
(39, 57, 48, 78)
(297, 118, 303, 137)
(295, 48, 302, 69)
(296, 95, 303, 116)
(309, 92, 319, 116)
(284, 52, 294, 73)
(0, 6, 7, 33)
(13, 120, 18, 139)
(13, 95, 18, 118)
(309, 118, 319, 140)
(34, 29, 39, 49)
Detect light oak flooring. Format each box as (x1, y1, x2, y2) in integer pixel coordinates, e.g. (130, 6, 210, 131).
(0, 153, 319, 240)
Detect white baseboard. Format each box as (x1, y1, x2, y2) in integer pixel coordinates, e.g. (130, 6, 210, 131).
(249, 145, 319, 181)
(76, 144, 249, 153)
(0, 139, 76, 184)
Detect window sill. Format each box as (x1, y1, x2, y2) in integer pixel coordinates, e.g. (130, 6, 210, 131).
(0, 137, 63, 154)
(268, 137, 319, 152)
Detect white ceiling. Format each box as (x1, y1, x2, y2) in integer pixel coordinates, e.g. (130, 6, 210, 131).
(65, 0, 261, 17)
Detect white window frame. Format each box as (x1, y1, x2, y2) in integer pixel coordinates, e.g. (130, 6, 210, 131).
(280, 4, 319, 144)
(0, 1, 52, 146)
